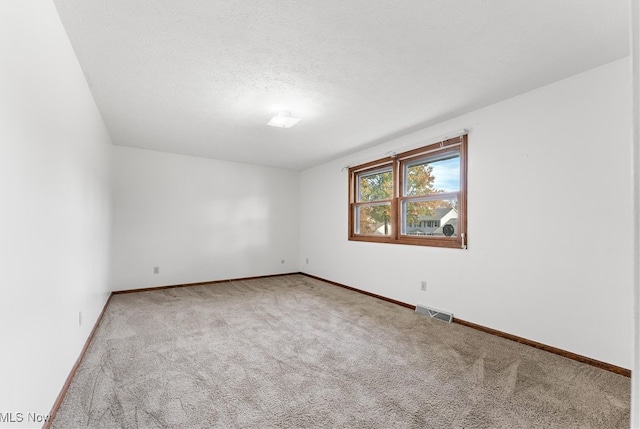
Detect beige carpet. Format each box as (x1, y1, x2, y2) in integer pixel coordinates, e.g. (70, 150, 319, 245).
(52, 274, 630, 428)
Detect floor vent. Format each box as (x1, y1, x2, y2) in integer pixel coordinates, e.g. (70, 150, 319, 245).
(415, 304, 453, 323)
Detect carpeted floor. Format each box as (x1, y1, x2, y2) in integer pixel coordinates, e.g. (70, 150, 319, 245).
(51, 274, 630, 428)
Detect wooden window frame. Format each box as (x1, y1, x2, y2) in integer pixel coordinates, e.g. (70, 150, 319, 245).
(348, 135, 468, 249)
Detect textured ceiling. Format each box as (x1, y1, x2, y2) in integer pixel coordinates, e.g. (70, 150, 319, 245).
(53, 0, 629, 170)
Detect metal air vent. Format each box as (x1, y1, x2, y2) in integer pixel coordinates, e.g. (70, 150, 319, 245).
(415, 304, 453, 323)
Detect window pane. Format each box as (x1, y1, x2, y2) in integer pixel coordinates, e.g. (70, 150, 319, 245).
(403, 199, 458, 237)
(405, 152, 460, 196)
(355, 203, 392, 236)
(358, 168, 392, 202)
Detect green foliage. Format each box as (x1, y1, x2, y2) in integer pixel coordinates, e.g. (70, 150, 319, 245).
(405, 163, 438, 226)
(358, 204, 391, 235)
(356, 163, 455, 234)
(358, 170, 392, 234)
(358, 170, 392, 201)
(406, 163, 436, 196)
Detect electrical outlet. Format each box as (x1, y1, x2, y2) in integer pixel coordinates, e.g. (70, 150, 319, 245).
(78, 311, 82, 327)
(306, 258, 309, 264)
(281, 259, 285, 264)
(153, 266, 159, 274)
(420, 281, 427, 292)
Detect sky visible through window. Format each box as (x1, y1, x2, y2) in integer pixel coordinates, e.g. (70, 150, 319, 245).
(431, 157, 460, 192)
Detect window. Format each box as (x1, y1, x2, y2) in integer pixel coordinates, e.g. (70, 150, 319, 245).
(348, 135, 467, 249)
(354, 166, 393, 236)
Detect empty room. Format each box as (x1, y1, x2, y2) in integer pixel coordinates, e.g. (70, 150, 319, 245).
(1, 0, 639, 428)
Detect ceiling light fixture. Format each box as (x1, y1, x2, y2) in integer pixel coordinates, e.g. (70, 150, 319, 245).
(266, 111, 301, 128)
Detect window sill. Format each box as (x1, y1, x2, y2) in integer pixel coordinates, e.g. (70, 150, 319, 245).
(348, 235, 466, 249)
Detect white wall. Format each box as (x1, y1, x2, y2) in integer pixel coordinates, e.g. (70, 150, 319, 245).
(630, 0, 639, 426)
(111, 146, 300, 291)
(0, 1, 112, 427)
(301, 58, 634, 369)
